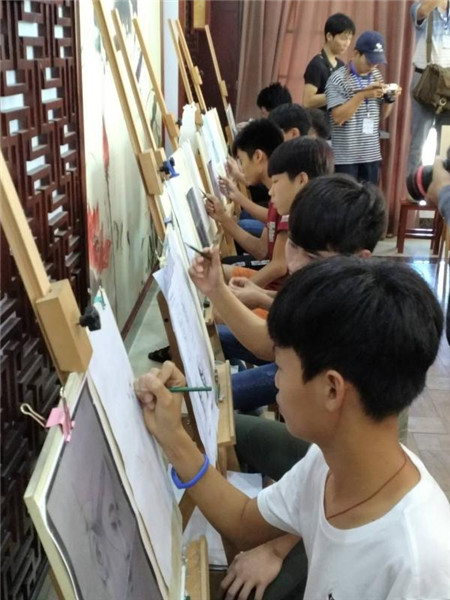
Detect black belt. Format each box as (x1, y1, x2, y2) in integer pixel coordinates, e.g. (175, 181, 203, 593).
(414, 67, 425, 74)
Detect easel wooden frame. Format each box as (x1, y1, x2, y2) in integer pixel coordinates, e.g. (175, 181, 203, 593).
(171, 18, 207, 113)
(131, 16, 180, 152)
(204, 24, 236, 148)
(0, 153, 92, 382)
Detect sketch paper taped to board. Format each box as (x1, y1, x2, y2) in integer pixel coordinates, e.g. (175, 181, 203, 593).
(24, 375, 169, 600)
(154, 226, 219, 463)
(180, 140, 218, 239)
(203, 108, 228, 163)
(167, 147, 212, 248)
(88, 290, 180, 591)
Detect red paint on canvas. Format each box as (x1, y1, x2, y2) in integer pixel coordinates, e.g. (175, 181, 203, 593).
(87, 205, 112, 273)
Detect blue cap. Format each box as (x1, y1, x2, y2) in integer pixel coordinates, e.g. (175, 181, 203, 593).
(355, 31, 387, 65)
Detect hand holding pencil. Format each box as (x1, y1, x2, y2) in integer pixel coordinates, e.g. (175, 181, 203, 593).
(188, 245, 225, 297)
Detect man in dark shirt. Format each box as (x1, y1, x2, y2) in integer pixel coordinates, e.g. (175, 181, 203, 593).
(303, 13, 355, 112)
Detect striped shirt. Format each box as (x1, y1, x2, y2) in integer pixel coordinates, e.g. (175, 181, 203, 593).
(412, 2, 450, 69)
(326, 65, 383, 165)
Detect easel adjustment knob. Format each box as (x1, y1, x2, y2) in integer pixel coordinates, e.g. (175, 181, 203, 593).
(159, 158, 179, 178)
(79, 305, 101, 331)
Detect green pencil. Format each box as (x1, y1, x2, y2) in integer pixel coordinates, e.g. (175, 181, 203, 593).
(168, 386, 212, 393)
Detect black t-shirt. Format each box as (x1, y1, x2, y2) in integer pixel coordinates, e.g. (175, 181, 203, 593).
(304, 50, 345, 106)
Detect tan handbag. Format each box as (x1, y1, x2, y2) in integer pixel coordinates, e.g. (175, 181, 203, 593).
(412, 10, 450, 113)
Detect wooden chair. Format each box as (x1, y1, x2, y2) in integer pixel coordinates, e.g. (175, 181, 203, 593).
(396, 198, 444, 254)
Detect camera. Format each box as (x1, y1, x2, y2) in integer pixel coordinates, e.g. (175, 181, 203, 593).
(406, 147, 450, 201)
(382, 83, 398, 103)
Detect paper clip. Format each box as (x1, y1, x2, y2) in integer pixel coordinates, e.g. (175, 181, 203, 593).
(20, 388, 75, 443)
(20, 403, 46, 428)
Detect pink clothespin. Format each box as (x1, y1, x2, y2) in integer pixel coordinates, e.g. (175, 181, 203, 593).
(45, 387, 75, 442)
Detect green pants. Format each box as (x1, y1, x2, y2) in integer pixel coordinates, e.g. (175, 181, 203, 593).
(235, 413, 310, 481)
(234, 414, 310, 599)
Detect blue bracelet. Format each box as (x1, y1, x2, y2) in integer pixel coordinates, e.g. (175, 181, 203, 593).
(171, 454, 210, 489)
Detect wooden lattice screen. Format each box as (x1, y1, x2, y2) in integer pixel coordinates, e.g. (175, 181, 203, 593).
(0, 1, 88, 598)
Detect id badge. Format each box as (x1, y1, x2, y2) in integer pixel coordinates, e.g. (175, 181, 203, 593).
(443, 33, 450, 49)
(362, 117, 375, 135)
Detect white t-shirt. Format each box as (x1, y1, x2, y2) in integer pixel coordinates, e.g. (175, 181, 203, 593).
(257, 444, 450, 600)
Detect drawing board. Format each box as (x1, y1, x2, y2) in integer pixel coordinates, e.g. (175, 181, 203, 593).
(154, 226, 219, 463)
(24, 375, 171, 600)
(89, 290, 181, 592)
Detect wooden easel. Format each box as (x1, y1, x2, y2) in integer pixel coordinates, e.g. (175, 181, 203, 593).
(171, 19, 208, 113)
(131, 16, 180, 152)
(204, 24, 236, 148)
(1, 149, 212, 600)
(0, 153, 92, 383)
(95, 0, 237, 525)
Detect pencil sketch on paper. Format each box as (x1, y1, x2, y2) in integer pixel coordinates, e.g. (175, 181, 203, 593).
(207, 160, 222, 199)
(154, 228, 219, 463)
(89, 290, 177, 588)
(186, 187, 210, 248)
(46, 382, 163, 600)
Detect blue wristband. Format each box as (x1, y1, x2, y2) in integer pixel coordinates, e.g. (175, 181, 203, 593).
(171, 454, 210, 489)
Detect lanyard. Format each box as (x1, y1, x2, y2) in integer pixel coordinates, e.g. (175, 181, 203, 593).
(349, 61, 372, 111)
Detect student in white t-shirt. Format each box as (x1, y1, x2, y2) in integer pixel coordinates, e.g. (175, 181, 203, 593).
(135, 257, 450, 600)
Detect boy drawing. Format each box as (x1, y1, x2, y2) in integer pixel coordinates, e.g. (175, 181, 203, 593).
(135, 256, 450, 600)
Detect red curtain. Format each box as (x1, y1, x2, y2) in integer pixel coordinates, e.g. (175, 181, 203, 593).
(236, 0, 293, 121)
(237, 0, 416, 233)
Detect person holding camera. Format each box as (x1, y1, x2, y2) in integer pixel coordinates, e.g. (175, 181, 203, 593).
(407, 1, 450, 175)
(325, 31, 401, 185)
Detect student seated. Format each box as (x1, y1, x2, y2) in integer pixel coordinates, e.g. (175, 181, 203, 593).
(135, 257, 450, 600)
(217, 139, 334, 367)
(268, 103, 312, 140)
(228, 175, 386, 410)
(206, 119, 287, 291)
(257, 82, 292, 117)
(307, 107, 331, 139)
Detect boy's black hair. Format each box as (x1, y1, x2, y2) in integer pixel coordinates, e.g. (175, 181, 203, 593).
(307, 108, 331, 140)
(268, 137, 334, 180)
(325, 13, 356, 38)
(268, 257, 443, 421)
(268, 103, 312, 137)
(256, 83, 292, 112)
(232, 119, 284, 159)
(289, 174, 386, 253)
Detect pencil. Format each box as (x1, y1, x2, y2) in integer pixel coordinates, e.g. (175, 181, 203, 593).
(184, 242, 212, 261)
(135, 386, 213, 395)
(168, 386, 213, 392)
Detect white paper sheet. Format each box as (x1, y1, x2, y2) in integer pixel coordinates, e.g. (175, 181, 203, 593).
(154, 227, 219, 463)
(89, 291, 176, 587)
(179, 103, 198, 150)
(225, 103, 238, 137)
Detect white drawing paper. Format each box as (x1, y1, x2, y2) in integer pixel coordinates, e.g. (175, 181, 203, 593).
(153, 227, 219, 463)
(89, 291, 176, 588)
